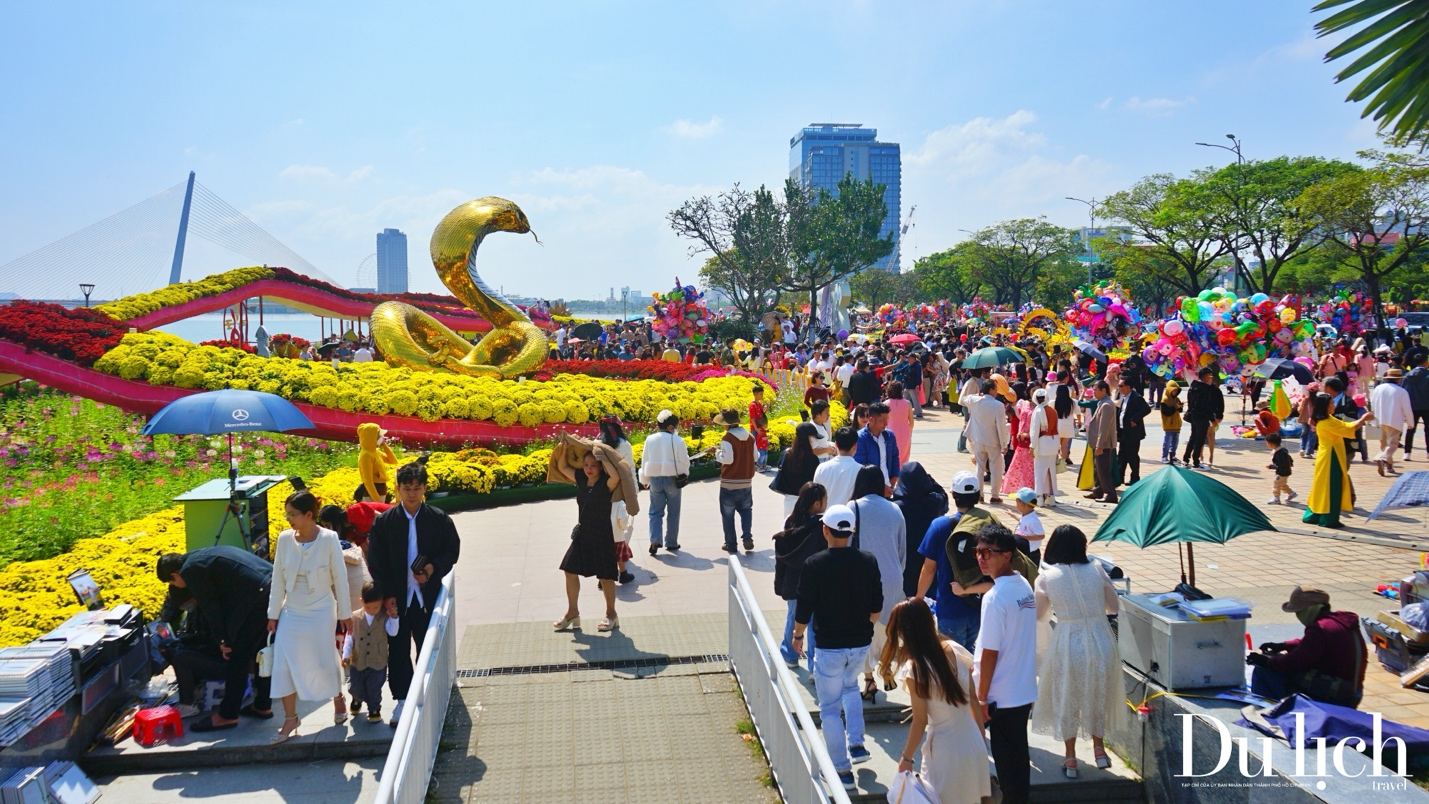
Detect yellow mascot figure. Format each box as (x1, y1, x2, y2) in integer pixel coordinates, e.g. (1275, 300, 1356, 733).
(356, 423, 398, 502)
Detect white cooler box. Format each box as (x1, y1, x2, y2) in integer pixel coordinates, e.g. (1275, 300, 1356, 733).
(1119, 593, 1247, 690)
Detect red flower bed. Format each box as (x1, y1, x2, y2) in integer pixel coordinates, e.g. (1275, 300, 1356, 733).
(0, 301, 125, 366)
(199, 338, 255, 353)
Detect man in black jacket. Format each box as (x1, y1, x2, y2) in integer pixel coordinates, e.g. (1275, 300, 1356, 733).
(368, 461, 461, 725)
(1404, 353, 1429, 460)
(1181, 367, 1224, 469)
(156, 546, 273, 731)
(1116, 378, 1152, 484)
(845, 358, 879, 408)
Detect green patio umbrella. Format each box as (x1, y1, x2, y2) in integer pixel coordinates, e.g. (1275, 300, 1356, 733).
(962, 346, 1026, 370)
(1091, 465, 1275, 587)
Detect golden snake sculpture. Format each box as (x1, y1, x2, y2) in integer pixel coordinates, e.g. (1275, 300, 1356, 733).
(371, 197, 549, 378)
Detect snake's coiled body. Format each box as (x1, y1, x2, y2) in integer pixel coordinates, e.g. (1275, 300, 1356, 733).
(371, 197, 549, 378)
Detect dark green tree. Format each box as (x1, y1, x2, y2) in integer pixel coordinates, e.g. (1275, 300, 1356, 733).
(668, 184, 784, 323)
(1098, 174, 1231, 296)
(960, 218, 1080, 309)
(781, 176, 895, 327)
(909, 245, 984, 304)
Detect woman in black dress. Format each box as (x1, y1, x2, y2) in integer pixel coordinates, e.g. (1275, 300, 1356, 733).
(554, 452, 620, 632)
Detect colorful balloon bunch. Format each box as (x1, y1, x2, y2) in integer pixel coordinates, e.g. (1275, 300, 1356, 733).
(1065, 281, 1141, 352)
(1145, 288, 1315, 377)
(648, 278, 710, 344)
(878, 304, 906, 327)
(960, 301, 990, 324)
(1314, 290, 1374, 336)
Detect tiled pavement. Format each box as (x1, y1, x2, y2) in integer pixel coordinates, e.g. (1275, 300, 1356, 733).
(430, 393, 1429, 802)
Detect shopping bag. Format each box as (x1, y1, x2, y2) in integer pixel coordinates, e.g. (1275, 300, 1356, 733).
(257, 633, 275, 678)
(886, 769, 938, 804)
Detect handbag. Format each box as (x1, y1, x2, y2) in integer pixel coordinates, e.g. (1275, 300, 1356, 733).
(670, 435, 689, 488)
(885, 769, 937, 804)
(257, 633, 274, 678)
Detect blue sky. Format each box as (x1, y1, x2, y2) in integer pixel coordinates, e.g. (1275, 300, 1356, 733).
(0, 1, 1379, 300)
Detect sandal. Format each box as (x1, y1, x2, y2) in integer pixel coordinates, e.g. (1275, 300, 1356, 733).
(861, 677, 879, 701)
(1094, 750, 1111, 769)
(270, 715, 301, 745)
(335, 703, 348, 725)
(1061, 758, 1078, 779)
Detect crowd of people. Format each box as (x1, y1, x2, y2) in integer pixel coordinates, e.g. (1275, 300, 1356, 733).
(154, 459, 460, 742)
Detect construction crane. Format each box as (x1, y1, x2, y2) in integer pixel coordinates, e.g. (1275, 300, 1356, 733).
(896, 205, 917, 270)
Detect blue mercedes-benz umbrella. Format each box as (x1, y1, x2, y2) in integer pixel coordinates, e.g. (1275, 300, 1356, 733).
(142, 389, 315, 437)
(142, 390, 316, 480)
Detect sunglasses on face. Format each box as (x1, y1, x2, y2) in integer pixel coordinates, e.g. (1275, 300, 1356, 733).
(975, 548, 1009, 560)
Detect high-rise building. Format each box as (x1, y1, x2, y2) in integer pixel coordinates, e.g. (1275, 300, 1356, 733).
(789, 124, 902, 273)
(376, 228, 408, 294)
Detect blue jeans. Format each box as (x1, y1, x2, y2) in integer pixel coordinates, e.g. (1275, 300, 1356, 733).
(647, 476, 682, 548)
(937, 616, 979, 651)
(756, 448, 768, 467)
(1250, 666, 1291, 700)
(1162, 430, 1180, 462)
(813, 646, 869, 773)
(1301, 427, 1317, 456)
(780, 600, 815, 668)
(719, 486, 753, 550)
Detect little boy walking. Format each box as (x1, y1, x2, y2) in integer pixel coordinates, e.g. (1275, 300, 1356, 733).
(344, 582, 399, 723)
(1265, 433, 1296, 505)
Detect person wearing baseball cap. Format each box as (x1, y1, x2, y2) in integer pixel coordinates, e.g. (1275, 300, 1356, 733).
(640, 410, 691, 556)
(793, 503, 884, 790)
(914, 470, 999, 649)
(1244, 586, 1366, 707)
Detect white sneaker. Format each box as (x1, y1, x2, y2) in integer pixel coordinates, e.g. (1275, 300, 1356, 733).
(390, 699, 405, 727)
(1266, 498, 1281, 505)
(1286, 490, 1298, 501)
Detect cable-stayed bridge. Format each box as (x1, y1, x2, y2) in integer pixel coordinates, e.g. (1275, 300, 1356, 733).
(0, 172, 334, 301)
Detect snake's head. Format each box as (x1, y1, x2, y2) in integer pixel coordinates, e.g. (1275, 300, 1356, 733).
(472, 197, 532, 236)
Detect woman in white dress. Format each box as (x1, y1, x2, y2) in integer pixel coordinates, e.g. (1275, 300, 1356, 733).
(879, 599, 992, 803)
(267, 490, 352, 744)
(1033, 525, 1120, 778)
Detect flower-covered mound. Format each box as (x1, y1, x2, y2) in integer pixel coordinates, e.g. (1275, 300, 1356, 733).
(95, 332, 774, 427)
(0, 301, 127, 366)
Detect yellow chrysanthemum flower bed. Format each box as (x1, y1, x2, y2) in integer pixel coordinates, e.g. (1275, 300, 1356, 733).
(94, 332, 774, 431)
(96, 266, 276, 321)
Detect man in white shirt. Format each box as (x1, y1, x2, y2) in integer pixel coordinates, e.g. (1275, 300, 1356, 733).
(813, 427, 863, 507)
(964, 379, 1011, 503)
(1371, 367, 1414, 476)
(973, 523, 1038, 803)
(782, 318, 796, 346)
(352, 344, 374, 362)
(638, 409, 692, 554)
(554, 326, 567, 350)
(834, 357, 856, 406)
(956, 368, 990, 453)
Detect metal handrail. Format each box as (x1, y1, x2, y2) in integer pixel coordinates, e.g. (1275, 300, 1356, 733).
(728, 556, 852, 803)
(374, 572, 457, 803)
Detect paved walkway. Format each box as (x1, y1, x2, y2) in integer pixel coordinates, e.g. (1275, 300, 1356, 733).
(423, 395, 1429, 803)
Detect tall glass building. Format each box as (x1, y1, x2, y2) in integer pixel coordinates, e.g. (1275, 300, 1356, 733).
(788, 124, 901, 273)
(376, 228, 408, 294)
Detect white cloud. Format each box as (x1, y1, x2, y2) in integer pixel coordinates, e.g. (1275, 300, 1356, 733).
(900, 111, 1122, 265)
(1123, 96, 1195, 114)
(668, 116, 724, 139)
(1095, 97, 1114, 110)
(278, 164, 375, 184)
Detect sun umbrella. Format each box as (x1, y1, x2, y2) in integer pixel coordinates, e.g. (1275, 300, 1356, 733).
(1252, 358, 1314, 385)
(888, 333, 921, 346)
(962, 346, 1025, 370)
(1366, 471, 1429, 521)
(571, 322, 603, 340)
(143, 389, 316, 488)
(1092, 465, 1274, 587)
(1072, 339, 1108, 365)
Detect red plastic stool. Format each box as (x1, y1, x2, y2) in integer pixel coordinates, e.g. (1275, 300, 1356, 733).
(133, 705, 185, 746)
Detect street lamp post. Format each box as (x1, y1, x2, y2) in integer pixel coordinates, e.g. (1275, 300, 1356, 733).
(1196, 134, 1245, 294)
(79, 283, 95, 308)
(1065, 197, 1097, 285)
